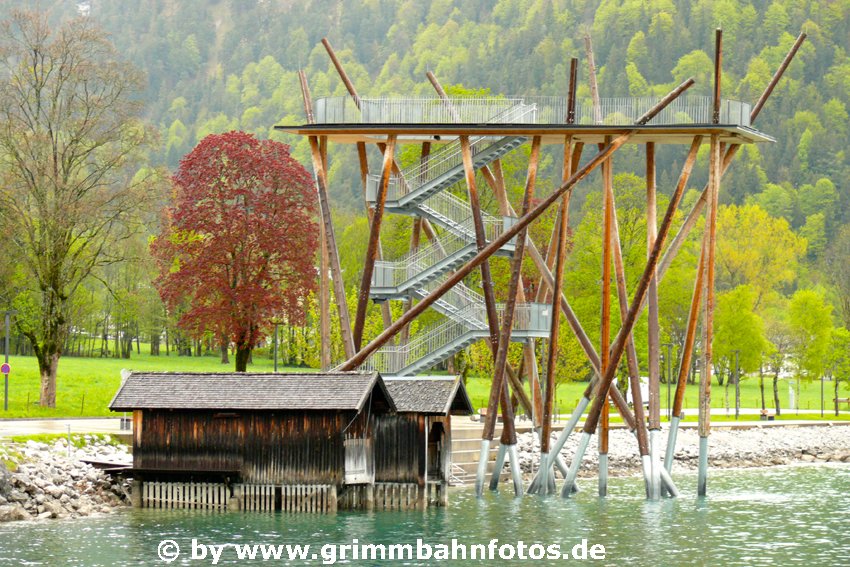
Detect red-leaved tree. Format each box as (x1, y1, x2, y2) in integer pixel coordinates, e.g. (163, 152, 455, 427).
(152, 131, 318, 371)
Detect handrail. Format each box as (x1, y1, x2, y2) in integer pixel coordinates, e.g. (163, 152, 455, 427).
(312, 95, 751, 127)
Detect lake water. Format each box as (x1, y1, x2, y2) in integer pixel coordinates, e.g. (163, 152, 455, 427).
(0, 464, 848, 566)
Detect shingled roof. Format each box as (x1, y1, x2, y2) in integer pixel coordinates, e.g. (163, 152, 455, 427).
(382, 377, 473, 415)
(109, 371, 395, 412)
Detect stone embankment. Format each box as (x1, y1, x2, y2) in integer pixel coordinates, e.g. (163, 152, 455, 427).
(0, 436, 131, 522)
(512, 425, 850, 477)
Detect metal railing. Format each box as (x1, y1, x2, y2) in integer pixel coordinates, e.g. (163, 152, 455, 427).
(312, 95, 751, 127)
(359, 301, 551, 374)
(372, 231, 474, 289)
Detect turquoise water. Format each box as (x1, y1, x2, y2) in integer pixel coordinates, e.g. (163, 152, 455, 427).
(0, 464, 848, 566)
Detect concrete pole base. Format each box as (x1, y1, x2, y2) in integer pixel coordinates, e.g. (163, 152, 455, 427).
(561, 431, 591, 498)
(649, 429, 662, 500)
(598, 452, 608, 497)
(474, 439, 491, 497)
(489, 443, 508, 491)
(507, 444, 523, 497)
(697, 435, 709, 496)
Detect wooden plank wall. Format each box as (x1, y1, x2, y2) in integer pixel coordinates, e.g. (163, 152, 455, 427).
(374, 414, 423, 483)
(135, 410, 354, 485)
(141, 481, 228, 510)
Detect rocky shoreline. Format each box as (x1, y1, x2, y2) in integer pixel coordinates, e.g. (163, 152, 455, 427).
(0, 436, 131, 522)
(511, 424, 850, 477)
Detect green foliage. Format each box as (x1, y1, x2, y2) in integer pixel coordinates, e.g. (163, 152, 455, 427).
(788, 288, 833, 381)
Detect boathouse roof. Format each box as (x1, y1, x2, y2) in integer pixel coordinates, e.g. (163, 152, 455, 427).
(383, 377, 474, 415)
(109, 371, 395, 412)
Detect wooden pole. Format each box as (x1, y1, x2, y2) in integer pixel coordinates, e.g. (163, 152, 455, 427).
(489, 136, 541, 495)
(300, 71, 333, 370)
(598, 135, 613, 497)
(463, 134, 516, 445)
(713, 29, 723, 124)
(353, 134, 397, 349)
(584, 31, 603, 124)
(356, 142, 395, 334)
(582, 129, 700, 435)
(340, 78, 694, 371)
(646, 141, 662, 500)
(699, 28, 724, 496)
(658, 32, 807, 280)
(561, 130, 701, 494)
(299, 70, 355, 360)
(308, 136, 356, 359)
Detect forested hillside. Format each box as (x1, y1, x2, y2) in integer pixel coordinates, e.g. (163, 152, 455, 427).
(0, 0, 848, 395)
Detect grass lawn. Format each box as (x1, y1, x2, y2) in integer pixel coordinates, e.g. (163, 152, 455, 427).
(2, 351, 847, 421)
(463, 374, 850, 421)
(0, 352, 313, 419)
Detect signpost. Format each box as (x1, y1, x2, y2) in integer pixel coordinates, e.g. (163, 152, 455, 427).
(3, 310, 13, 411)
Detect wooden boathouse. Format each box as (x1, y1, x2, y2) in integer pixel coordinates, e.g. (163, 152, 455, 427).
(109, 371, 471, 512)
(373, 377, 473, 508)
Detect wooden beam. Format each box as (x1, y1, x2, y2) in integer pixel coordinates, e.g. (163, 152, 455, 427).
(581, 129, 700, 436)
(491, 136, 541, 448)
(299, 71, 333, 370)
(599, 135, 613, 494)
(658, 32, 807, 280)
(647, 141, 661, 431)
(461, 134, 517, 445)
(308, 136, 356, 359)
(713, 29, 723, 124)
(353, 135, 396, 349)
(542, 135, 573, 455)
(299, 70, 355, 360)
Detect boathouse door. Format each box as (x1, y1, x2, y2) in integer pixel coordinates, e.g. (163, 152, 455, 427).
(427, 421, 445, 480)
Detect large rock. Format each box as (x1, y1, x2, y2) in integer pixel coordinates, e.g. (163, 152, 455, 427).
(0, 504, 30, 522)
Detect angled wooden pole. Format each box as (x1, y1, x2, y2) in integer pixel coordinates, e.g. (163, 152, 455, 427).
(424, 71, 535, 423)
(487, 136, 541, 496)
(485, 158, 544, 428)
(353, 135, 397, 349)
(537, 134, 572, 495)
(561, 122, 700, 496)
(299, 70, 333, 370)
(356, 142, 395, 335)
(658, 32, 807, 280)
(308, 136, 356, 360)
(340, 78, 694, 371)
(300, 70, 355, 360)
(584, 31, 603, 124)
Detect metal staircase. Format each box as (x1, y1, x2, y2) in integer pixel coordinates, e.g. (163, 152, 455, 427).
(361, 102, 550, 376)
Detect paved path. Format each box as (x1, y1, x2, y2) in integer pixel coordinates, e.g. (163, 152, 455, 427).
(0, 418, 130, 438)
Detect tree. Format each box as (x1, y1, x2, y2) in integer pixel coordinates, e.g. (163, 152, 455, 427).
(0, 11, 152, 407)
(715, 204, 807, 304)
(712, 285, 768, 390)
(152, 131, 318, 371)
(827, 327, 850, 416)
(824, 224, 850, 329)
(788, 289, 833, 385)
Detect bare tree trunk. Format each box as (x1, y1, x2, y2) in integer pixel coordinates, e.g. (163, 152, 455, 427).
(836, 378, 840, 417)
(220, 335, 229, 364)
(235, 345, 251, 372)
(759, 365, 766, 410)
(773, 371, 782, 416)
